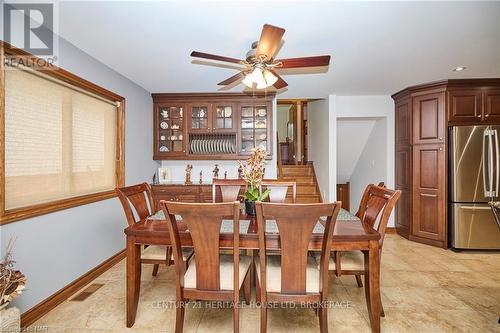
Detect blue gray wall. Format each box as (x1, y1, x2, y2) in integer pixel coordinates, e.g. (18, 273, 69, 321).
(0, 38, 157, 313)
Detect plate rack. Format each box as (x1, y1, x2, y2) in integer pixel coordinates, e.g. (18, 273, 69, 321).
(189, 133, 236, 155)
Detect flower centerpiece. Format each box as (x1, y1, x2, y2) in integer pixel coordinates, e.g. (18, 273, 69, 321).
(0, 239, 26, 310)
(238, 147, 270, 216)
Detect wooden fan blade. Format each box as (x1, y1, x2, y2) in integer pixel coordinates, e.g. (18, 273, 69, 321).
(217, 72, 245, 86)
(255, 24, 285, 60)
(191, 51, 243, 64)
(275, 55, 331, 68)
(270, 70, 288, 89)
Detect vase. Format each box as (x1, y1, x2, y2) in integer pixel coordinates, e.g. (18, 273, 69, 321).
(0, 306, 20, 333)
(245, 200, 256, 216)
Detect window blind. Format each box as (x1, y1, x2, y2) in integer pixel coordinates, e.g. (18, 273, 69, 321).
(4, 67, 118, 209)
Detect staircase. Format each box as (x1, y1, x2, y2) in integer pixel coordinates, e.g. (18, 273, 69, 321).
(281, 164, 322, 203)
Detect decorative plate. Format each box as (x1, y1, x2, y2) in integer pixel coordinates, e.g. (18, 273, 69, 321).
(159, 146, 169, 152)
(160, 122, 168, 129)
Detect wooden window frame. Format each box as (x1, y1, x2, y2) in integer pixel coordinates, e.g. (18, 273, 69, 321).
(0, 42, 125, 225)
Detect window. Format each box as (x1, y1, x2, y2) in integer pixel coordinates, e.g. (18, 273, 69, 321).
(1, 47, 125, 224)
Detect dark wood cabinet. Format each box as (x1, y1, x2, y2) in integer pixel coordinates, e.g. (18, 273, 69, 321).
(395, 98, 411, 147)
(448, 89, 482, 123)
(484, 89, 500, 121)
(152, 93, 274, 160)
(394, 96, 412, 238)
(154, 104, 187, 158)
(395, 146, 411, 237)
(151, 183, 243, 207)
(393, 79, 500, 249)
(447, 86, 500, 125)
(412, 144, 446, 246)
(413, 92, 445, 145)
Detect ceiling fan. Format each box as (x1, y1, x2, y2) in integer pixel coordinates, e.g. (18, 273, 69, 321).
(190, 24, 331, 90)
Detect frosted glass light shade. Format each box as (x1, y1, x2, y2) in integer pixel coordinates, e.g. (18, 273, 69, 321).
(242, 67, 277, 89)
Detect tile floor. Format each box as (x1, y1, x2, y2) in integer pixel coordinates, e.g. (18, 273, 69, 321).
(29, 234, 500, 333)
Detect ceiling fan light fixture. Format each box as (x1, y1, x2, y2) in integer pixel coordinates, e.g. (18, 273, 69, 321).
(242, 72, 255, 88)
(242, 67, 277, 89)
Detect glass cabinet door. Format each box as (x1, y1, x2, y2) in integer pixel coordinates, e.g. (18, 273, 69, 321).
(213, 103, 235, 132)
(157, 105, 185, 156)
(189, 104, 210, 132)
(239, 104, 268, 154)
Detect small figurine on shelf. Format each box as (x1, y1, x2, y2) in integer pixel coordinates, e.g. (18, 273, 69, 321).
(213, 164, 220, 179)
(185, 164, 193, 185)
(199, 171, 203, 184)
(238, 164, 243, 179)
(224, 171, 228, 179)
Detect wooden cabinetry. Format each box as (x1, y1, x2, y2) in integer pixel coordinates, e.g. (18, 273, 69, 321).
(484, 89, 500, 121)
(394, 96, 412, 238)
(188, 102, 236, 133)
(412, 144, 446, 245)
(448, 85, 500, 124)
(393, 79, 500, 248)
(153, 93, 274, 160)
(413, 92, 446, 144)
(151, 183, 244, 207)
(155, 104, 186, 157)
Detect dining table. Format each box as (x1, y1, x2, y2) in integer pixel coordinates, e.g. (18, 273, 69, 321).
(124, 207, 382, 333)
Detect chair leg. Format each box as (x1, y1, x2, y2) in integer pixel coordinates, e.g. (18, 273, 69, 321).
(260, 304, 267, 333)
(379, 292, 385, 317)
(175, 300, 185, 333)
(319, 305, 328, 333)
(242, 271, 251, 305)
(255, 273, 261, 302)
(152, 264, 160, 277)
(355, 274, 363, 288)
(233, 301, 240, 333)
(166, 246, 172, 266)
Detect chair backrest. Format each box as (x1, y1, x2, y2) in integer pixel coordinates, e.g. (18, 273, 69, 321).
(255, 202, 341, 296)
(212, 179, 246, 203)
(260, 180, 297, 203)
(161, 201, 241, 292)
(355, 184, 401, 247)
(116, 183, 155, 226)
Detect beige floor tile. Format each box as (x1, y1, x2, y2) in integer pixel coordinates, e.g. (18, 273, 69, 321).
(29, 234, 500, 332)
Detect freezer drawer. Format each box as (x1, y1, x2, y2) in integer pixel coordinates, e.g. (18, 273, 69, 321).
(452, 203, 500, 249)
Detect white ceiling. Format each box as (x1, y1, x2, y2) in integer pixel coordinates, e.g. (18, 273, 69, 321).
(56, 1, 500, 98)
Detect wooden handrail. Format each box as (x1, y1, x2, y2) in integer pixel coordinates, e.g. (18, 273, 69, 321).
(276, 132, 283, 179)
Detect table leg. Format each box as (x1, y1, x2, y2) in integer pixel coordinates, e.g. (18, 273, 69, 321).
(364, 240, 381, 333)
(126, 236, 141, 327)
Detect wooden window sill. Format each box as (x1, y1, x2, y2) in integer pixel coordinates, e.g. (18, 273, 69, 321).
(0, 190, 118, 225)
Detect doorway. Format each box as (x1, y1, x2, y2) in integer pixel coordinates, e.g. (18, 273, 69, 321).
(277, 100, 308, 165)
(336, 117, 387, 211)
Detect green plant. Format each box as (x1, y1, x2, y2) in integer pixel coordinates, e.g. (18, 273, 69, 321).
(244, 186, 270, 202)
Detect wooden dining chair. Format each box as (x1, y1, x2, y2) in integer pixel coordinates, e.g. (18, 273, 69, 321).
(212, 179, 246, 203)
(160, 201, 252, 333)
(116, 183, 192, 276)
(260, 180, 297, 203)
(255, 202, 342, 333)
(327, 184, 401, 317)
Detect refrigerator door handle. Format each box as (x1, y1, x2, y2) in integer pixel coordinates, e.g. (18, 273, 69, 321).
(460, 206, 493, 210)
(483, 129, 489, 197)
(489, 128, 494, 198)
(494, 129, 499, 197)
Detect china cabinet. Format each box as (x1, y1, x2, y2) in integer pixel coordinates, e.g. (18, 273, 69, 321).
(153, 93, 274, 160)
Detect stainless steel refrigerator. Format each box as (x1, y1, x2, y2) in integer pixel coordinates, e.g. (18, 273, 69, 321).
(450, 125, 500, 249)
